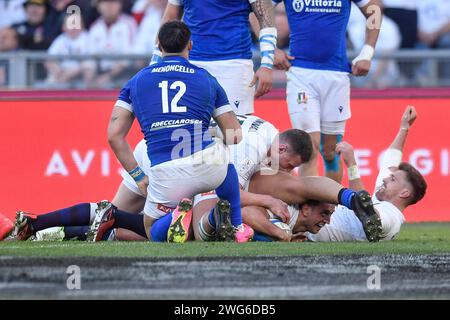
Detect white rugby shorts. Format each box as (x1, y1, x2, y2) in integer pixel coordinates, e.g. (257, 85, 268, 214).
(122, 139, 230, 219)
(145, 140, 230, 219)
(286, 66, 351, 135)
(191, 59, 255, 115)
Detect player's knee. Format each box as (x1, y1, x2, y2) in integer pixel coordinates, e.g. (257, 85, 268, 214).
(320, 134, 343, 173)
(321, 147, 336, 162)
(323, 153, 339, 172)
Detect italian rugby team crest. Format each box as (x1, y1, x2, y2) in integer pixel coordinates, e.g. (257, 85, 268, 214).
(297, 91, 308, 104)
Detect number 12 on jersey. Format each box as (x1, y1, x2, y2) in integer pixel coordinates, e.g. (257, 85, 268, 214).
(158, 80, 187, 113)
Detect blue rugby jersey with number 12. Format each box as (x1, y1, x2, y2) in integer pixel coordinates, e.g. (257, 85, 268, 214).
(115, 56, 233, 167)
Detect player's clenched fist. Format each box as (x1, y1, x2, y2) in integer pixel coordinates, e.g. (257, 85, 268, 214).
(352, 59, 371, 77)
(401, 105, 417, 130)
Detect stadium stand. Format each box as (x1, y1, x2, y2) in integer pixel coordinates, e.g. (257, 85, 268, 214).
(0, 0, 449, 89)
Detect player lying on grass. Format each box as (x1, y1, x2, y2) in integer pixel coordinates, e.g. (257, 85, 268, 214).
(2, 115, 381, 242)
(242, 200, 335, 242)
(306, 106, 427, 242)
(131, 115, 382, 242)
(113, 112, 382, 243)
(244, 105, 427, 242)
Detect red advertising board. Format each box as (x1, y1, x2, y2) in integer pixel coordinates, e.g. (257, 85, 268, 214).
(0, 98, 449, 221)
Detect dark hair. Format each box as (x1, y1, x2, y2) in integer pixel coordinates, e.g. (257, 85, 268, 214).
(279, 129, 313, 163)
(398, 162, 427, 205)
(158, 21, 191, 54)
(299, 199, 320, 209)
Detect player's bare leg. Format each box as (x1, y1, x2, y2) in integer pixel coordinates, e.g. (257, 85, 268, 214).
(242, 206, 291, 241)
(321, 133, 343, 183)
(249, 170, 343, 205)
(249, 171, 382, 242)
(298, 131, 320, 177)
(112, 183, 146, 214)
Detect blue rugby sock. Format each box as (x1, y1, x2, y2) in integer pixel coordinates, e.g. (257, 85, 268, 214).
(215, 164, 242, 227)
(208, 209, 215, 227)
(252, 232, 273, 242)
(31, 203, 91, 232)
(112, 210, 148, 239)
(338, 188, 356, 210)
(150, 212, 173, 242)
(63, 226, 90, 240)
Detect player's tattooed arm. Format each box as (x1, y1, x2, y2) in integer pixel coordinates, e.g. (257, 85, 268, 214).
(250, 0, 294, 71)
(249, 0, 278, 97)
(250, 0, 275, 29)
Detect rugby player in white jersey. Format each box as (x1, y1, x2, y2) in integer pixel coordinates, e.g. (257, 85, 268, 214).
(308, 106, 427, 242)
(151, 0, 280, 115)
(273, 0, 382, 183)
(245, 106, 426, 242)
(171, 116, 382, 242)
(244, 200, 335, 242)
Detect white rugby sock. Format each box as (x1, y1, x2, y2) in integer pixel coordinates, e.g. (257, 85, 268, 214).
(89, 203, 98, 224)
(198, 218, 215, 242)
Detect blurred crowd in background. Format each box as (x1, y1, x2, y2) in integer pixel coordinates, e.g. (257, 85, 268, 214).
(0, 0, 449, 89)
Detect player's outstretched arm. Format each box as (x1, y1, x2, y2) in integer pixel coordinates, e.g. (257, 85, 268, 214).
(352, 0, 383, 76)
(389, 105, 417, 152)
(372, 105, 417, 196)
(249, 0, 276, 98)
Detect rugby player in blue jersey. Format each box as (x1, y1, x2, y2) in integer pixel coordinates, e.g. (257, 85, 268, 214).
(151, 0, 280, 115)
(86, 20, 259, 243)
(274, 0, 382, 183)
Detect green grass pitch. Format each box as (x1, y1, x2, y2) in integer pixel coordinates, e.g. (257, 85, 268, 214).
(1, 222, 449, 258)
